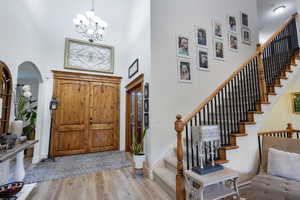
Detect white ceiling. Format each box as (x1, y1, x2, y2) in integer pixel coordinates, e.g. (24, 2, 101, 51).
(257, 0, 297, 42)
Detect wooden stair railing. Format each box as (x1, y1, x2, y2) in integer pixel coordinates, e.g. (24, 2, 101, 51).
(175, 13, 299, 200)
(257, 123, 300, 165)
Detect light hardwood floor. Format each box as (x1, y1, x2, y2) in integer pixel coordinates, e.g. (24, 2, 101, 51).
(27, 167, 172, 200)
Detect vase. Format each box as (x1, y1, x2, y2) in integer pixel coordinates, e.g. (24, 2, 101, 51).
(11, 120, 23, 138)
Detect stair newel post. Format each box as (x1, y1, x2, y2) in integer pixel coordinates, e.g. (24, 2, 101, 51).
(257, 44, 268, 103)
(175, 114, 186, 200)
(286, 123, 293, 138)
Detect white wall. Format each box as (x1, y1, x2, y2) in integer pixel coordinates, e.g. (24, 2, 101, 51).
(149, 0, 259, 167)
(0, 0, 150, 163)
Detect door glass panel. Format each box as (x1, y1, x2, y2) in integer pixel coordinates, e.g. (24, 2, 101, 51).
(130, 93, 136, 142)
(137, 92, 143, 133)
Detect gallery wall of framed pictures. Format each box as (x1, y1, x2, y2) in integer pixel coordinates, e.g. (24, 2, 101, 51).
(175, 10, 253, 83)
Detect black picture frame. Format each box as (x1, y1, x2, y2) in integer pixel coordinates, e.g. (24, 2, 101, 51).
(144, 113, 149, 128)
(144, 83, 149, 98)
(128, 59, 139, 79)
(144, 99, 149, 113)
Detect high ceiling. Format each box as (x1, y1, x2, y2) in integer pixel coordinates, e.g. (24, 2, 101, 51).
(257, 0, 297, 42)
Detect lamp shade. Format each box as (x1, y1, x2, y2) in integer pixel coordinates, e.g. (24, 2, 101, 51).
(199, 125, 220, 142)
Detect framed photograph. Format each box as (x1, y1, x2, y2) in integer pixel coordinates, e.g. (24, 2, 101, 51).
(196, 48, 209, 71)
(195, 26, 207, 48)
(144, 82, 149, 99)
(228, 15, 237, 33)
(212, 19, 223, 39)
(177, 34, 191, 58)
(128, 59, 139, 79)
(291, 92, 300, 114)
(240, 11, 249, 27)
(144, 113, 149, 128)
(213, 39, 224, 61)
(64, 38, 114, 73)
(177, 59, 192, 83)
(241, 27, 251, 45)
(228, 33, 238, 52)
(144, 99, 149, 112)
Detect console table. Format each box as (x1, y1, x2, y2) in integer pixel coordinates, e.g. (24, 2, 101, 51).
(185, 167, 240, 200)
(0, 140, 38, 200)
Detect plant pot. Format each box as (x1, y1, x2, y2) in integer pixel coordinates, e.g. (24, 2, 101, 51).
(133, 154, 145, 169)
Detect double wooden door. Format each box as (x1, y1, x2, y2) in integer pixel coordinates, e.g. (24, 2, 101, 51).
(51, 71, 121, 157)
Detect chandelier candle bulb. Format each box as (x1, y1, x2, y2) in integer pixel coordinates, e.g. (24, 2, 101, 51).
(86, 10, 95, 18)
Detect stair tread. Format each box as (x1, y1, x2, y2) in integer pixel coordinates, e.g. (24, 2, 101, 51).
(231, 133, 248, 137)
(215, 160, 229, 164)
(197, 120, 255, 124)
(259, 101, 271, 104)
(268, 92, 277, 95)
(220, 145, 239, 150)
(248, 111, 264, 114)
(153, 167, 176, 191)
(240, 121, 256, 125)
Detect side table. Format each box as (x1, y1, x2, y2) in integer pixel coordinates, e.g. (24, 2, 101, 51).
(185, 167, 240, 200)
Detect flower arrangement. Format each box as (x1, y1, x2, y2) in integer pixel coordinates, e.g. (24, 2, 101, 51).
(16, 85, 37, 140)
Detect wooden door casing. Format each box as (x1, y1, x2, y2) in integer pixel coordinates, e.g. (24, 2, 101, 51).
(89, 82, 120, 152)
(51, 71, 121, 157)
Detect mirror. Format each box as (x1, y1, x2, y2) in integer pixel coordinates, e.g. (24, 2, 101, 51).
(0, 61, 12, 135)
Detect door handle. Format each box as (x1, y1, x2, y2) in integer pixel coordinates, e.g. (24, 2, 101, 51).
(90, 117, 93, 124)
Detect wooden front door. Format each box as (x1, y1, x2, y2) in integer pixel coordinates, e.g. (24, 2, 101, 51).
(51, 71, 121, 157)
(89, 82, 120, 152)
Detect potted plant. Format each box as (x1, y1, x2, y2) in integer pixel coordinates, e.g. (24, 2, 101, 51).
(132, 128, 147, 169)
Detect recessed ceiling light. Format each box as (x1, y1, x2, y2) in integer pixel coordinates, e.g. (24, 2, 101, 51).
(273, 5, 286, 14)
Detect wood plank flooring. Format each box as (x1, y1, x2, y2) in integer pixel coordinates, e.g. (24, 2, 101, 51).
(27, 167, 172, 200)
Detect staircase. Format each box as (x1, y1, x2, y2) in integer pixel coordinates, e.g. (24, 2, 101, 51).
(153, 13, 300, 200)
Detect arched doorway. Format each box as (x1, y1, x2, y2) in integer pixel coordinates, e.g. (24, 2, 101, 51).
(16, 61, 43, 162)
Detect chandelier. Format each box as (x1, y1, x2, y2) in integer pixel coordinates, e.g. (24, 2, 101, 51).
(73, 0, 107, 43)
